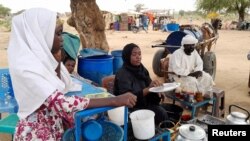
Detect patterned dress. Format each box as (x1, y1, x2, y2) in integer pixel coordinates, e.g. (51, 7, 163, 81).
(14, 91, 89, 141)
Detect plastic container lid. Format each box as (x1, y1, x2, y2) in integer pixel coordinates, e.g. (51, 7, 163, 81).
(82, 120, 103, 141)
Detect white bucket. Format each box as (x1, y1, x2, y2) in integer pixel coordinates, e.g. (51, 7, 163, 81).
(129, 109, 155, 140)
(108, 106, 126, 126)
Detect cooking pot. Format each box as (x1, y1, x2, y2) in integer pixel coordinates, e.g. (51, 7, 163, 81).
(226, 105, 250, 125)
(175, 124, 207, 141)
(161, 103, 184, 124)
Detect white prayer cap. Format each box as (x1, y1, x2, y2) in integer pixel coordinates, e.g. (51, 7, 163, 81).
(181, 34, 198, 45)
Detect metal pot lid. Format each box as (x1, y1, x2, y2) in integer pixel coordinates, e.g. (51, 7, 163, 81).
(231, 112, 247, 119)
(179, 124, 206, 140)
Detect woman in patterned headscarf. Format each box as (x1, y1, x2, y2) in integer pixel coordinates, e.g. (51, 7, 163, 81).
(8, 8, 136, 140)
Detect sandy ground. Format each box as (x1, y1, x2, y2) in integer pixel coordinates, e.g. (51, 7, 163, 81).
(0, 19, 250, 140)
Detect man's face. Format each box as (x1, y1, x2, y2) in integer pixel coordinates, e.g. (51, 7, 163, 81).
(183, 44, 195, 55)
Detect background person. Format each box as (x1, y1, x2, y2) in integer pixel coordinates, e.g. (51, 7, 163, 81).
(168, 35, 215, 96)
(7, 8, 136, 140)
(62, 32, 99, 86)
(113, 43, 168, 125)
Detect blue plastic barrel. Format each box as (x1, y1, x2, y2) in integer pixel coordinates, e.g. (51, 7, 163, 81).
(111, 50, 123, 74)
(167, 23, 179, 31)
(77, 55, 113, 85)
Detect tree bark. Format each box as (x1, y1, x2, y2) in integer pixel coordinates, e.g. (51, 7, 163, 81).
(238, 9, 245, 23)
(68, 0, 109, 51)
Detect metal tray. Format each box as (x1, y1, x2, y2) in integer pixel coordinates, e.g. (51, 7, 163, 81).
(187, 114, 226, 133)
(198, 114, 225, 125)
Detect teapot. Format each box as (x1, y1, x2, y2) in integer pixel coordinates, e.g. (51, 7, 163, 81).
(226, 105, 250, 125)
(175, 124, 207, 141)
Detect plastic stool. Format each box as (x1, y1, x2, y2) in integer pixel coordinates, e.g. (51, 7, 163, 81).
(212, 87, 225, 118)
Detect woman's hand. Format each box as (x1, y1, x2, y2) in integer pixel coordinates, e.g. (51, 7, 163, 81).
(149, 80, 162, 88)
(114, 92, 137, 108)
(143, 80, 163, 96)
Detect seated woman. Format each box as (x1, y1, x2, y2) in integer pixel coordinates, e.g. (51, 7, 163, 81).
(8, 8, 137, 140)
(62, 32, 99, 86)
(113, 43, 168, 125)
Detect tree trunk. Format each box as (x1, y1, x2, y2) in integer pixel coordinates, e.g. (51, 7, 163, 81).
(68, 0, 109, 51)
(238, 9, 245, 23)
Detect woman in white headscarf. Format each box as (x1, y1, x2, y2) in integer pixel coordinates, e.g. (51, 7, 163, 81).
(8, 8, 136, 140)
(168, 35, 214, 95)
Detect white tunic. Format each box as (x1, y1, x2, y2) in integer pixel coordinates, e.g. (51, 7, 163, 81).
(168, 47, 214, 94)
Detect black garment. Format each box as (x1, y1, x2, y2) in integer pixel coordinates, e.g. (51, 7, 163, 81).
(114, 43, 168, 125)
(114, 66, 168, 125)
(114, 66, 150, 108)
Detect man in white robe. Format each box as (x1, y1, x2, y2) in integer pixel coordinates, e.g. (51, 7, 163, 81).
(168, 35, 214, 95)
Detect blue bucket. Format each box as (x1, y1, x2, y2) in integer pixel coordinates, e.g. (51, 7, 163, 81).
(111, 50, 123, 74)
(77, 55, 113, 85)
(167, 23, 179, 31)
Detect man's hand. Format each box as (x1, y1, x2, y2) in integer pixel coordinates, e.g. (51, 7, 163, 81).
(188, 71, 202, 78)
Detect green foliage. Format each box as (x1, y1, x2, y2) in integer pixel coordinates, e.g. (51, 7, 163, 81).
(0, 18, 11, 31)
(0, 4, 11, 17)
(179, 10, 185, 16)
(196, 0, 250, 22)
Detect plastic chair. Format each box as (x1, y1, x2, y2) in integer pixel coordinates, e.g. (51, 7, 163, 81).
(0, 68, 18, 116)
(0, 68, 19, 135)
(0, 113, 19, 134)
(101, 75, 115, 94)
